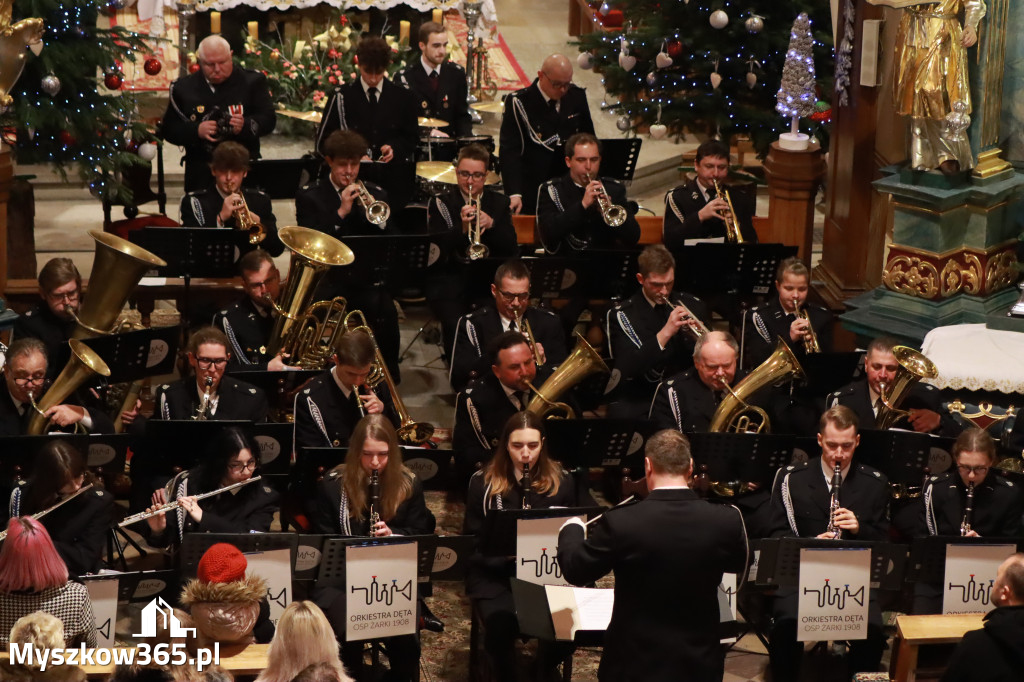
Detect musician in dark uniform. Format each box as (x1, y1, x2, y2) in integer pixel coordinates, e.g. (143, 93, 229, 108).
(312, 415, 435, 682)
(142, 426, 279, 549)
(499, 53, 595, 214)
(558, 429, 748, 682)
(466, 412, 592, 682)
(662, 139, 758, 247)
(11, 258, 80, 382)
(606, 245, 710, 419)
(536, 133, 640, 253)
(449, 259, 564, 392)
(394, 21, 472, 137)
(426, 144, 517, 354)
(7, 440, 113, 577)
(768, 406, 890, 680)
(179, 141, 284, 257)
(296, 129, 401, 381)
(214, 249, 287, 372)
(160, 35, 276, 192)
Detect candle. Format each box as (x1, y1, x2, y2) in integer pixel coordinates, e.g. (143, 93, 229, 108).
(247, 21, 258, 40)
(210, 11, 221, 34)
(432, 8, 443, 24)
(399, 20, 410, 46)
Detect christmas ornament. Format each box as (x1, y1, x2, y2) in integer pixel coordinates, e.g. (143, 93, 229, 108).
(104, 72, 123, 90)
(188, 63, 200, 74)
(144, 57, 162, 76)
(646, 71, 657, 87)
(58, 130, 76, 147)
(709, 10, 729, 29)
(41, 74, 61, 96)
(618, 52, 636, 71)
(745, 15, 764, 34)
(616, 114, 631, 131)
(747, 72, 757, 89)
(710, 72, 722, 89)
(107, 0, 127, 10)
(655, 52, 673, 69)
(666, 39, 682, 58)
(577, 52, 593, 70)
(650, 103, 667, 140)
(138, 142, 158, 161)
(598, 2, 610, 15)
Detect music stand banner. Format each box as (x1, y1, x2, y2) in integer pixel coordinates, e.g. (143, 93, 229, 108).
(942, 544, 1015, 615)
(719, 573, 738, 644)
(516, 515, 581, 586)
(82, 575, 119, 647)
(797, 548, 871, 642)
(345, 542, 417, 642)
(245, 548, 293, 627)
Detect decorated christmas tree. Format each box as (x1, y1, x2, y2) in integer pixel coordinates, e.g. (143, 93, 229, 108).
(2, 0, 151, 203)
(577, 0, 833, 156)
(776, 12, 816, 147)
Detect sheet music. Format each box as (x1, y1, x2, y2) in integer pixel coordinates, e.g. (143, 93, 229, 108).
(683, 237, 725, 245)
(544, 585, 614, 640)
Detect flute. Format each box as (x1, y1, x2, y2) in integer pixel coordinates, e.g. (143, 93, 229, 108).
(0, 484, 95, 541)
(118, 476, 262, 528)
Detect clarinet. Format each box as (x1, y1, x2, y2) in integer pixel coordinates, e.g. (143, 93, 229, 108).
(368, 469, 381, 533)
(521, 462, 532, 510)
(960, 481, 975, 536)
(826, 462, 842, 539)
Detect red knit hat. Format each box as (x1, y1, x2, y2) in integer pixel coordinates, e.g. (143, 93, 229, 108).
(197, 543, 247, 584)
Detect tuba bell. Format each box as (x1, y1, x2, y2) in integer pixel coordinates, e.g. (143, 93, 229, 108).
(525, 332, 610, 419)
(26, 339, 112, 435)
(709, 337, 805, 433)
(875, 346, 938, 430)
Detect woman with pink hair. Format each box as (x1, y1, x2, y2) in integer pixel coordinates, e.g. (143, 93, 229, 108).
(0, 517, 96, 647)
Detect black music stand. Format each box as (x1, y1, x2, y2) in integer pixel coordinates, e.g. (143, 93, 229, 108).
(675, 243, 799, 299)
(316, 535, 436, 591)
(542, 419, 657, 470)
(754, 538, 907, 591)
(854, 429, 956, 491)
(687, 432, 795, 495)
(479, 507, 604, 557)
(431, 535, 474, 582)
(510, 578, 608, 646)
(907, 536, 1024, 586)
(116, 569, 180, 605)
(598, 138, 643, 183)
(523, 257, 577, 301)
(142, 420, 251, 475)
(83, 325, 181, 383)
(249, 422, 295, 486)
(180, 532, 299, 578)
(577, 249, 642, 302)
(798, 351, 864, 399)
(321, 234, 434, 293)
(228, 368, 319, 423)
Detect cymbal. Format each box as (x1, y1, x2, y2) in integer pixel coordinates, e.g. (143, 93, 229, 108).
(471, 101, 505, 114)
(278, 109, 323, 123)
(416, 162, 500, 185)
(418, 117, 450, 128)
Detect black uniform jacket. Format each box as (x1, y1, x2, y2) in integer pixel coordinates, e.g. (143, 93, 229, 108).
(745, 297, 834, 365)
(160, 67, 276, 165)
(151, 376, 268, 422)
(448, 305, 565, 392)
(463, 469, 583, 600)
(557, 488, 748, 682)
(213, 296, 275, 372)
(649, 367, 750, 433)
(769, 461, 890, 540)
(427, 188, 517, 268)
(922, 470, 1024, 537)
(295, 177, 392, 236)
(395, 59, 472, 137)
(292, 369, 399, 451)
(148, 468, 280, 548)
(0, 385, 114, 436)
(315, 79, 418, 161)
(662, 179, 758, 248)
(941, 605, 1024, 682)
(606, 290, 711, 404)
(178, 187, 284, 257)
(499, 80, 594, 212)
(827, 379, 959, 436)
(312, 467, 435, 537)
(537, 174, 640, 253)
(11, 304, 75, 382)
(9, 483, 114, 576)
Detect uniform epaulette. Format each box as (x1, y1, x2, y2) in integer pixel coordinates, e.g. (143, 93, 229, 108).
(263, 485, 273, 494)
(784, 461, 808, 473)
(24, 309, 35, 317)
(187, 189, 212, 197)
(534, 307, 558, 319)
(665, 379, 675, 387)
(464, 387, 474, 396)
(327, 470, 341, 480)
(856, 463, 884, 480)
(300, 183, 315, 192)
(161, 384, 170, 390)
(449, 62, 465, 73)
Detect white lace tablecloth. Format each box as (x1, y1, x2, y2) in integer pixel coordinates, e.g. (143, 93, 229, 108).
(920, 323, 1024, 393)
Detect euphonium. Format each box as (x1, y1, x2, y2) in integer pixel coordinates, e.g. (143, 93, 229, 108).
(711, 179, 744, 244)
(26, 339, 112, 435)
(521, 462, 532, 509)
(960, 481, 975, 536)
(826, 462, 842, 539)
(583, 173, 627, 227)
(465, 180, 489, 261)
(355, 182, 391, 225)
(875, 346, 938, 430)
(231, 192, 267, 245)
(793, 297, 821, 353)
(525, 332, 610, 419)
(368, 468, 381, 530)
(709, 337, 805, 434)
(515, 309, 543, 367)
(287, 297, 349, 369)
(193, 376, 213, 421)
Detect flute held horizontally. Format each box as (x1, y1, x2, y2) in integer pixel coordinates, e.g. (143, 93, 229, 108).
(118, 476, 263, 528)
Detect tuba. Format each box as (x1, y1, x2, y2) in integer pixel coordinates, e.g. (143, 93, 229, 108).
(26, 340, 112, 435)
(264, 227, 354, 363)
(525, 332, 609, 419)
(709, 337, 805, 433)
(711, 179, 744, 244)
(875, 346, 938, 430)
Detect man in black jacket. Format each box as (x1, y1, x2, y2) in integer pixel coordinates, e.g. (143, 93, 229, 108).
(160, 35, 276, 192)
(395, 21, 472, 137)
(606, 244, 710, 419)
(941, 553, 1024, 682)
(213, 249, 288, 372)
(499, 53, 594, 214)
(11, 258, 79, 382)
(558, 429, 748, 682)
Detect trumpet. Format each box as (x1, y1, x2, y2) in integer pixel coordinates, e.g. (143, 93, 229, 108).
(230, 191, 266, 245)
(0, 484, 95, 541)
(826, 462, 842, 539)
(960, 481, 975, 536)
(194, 376, 213, 421)
(355, 182, 390, 225)
(465, 180, 489, 261)
(583, 173, 627, 227)
(368, 468, 381, 530)
(521, 462, 531, 509)
(711, 179, 744, 244)
(515, 308, 543, 367)
(117, 476, 262, 528)
(792, 297, 821, 354)
(659, 294, 709, 341)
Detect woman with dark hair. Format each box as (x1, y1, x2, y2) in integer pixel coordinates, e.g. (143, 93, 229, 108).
(0, 517, 96, 647)
(145, 426, 280, 548)
(7, 440, 113, 576)
(312, 414, 435, 682)
(463, 411, 593, 682)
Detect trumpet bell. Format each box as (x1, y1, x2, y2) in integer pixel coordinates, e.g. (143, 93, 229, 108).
(467, 242, 490, 260)
(525, 332, 610, 419)
(876, 346, 938, 429)
(397, 422, 435, 445)
(279, 226, 355, 266)
(709, 337, 805, 433)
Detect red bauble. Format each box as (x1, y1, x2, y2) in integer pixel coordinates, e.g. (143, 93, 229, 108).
(666, 39, 683, 58)
(59, 130, 76, 146)
(104, 72, 123, 89)
(188, 63, 200, 74)
(144, 58, 162, 76)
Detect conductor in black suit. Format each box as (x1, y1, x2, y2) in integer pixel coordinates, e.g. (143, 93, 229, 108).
(499, 53, 595, 214)
(557, 429, 749, 682)
(395, 21, 471, 137)
(768, 405, 890, 680)
(662, 139, 757, 247)
(11, 258, 79, 382)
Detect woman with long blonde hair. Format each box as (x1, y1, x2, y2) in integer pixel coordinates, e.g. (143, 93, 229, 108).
(255, 601, 351, 682)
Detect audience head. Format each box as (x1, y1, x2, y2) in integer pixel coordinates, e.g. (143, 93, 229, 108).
(538, 54, 573, 101)
(564, 132, 601, 184)
(636, 244, 675, 303)
(693, 139, 730, 189)
(197, 35, 234, 85)
(10, 612, 64, 664)
(775, 257, 810, 312)
(323, 130, 368, 187)
(187, 326, 231, 391)
(37, 257, 81, 320)
(238, 249, 281, 306)
(5, 337, 48, 405)
(692, 331, 738, 390)
(262, 601, 349, 682)
(488, 331, 537, 392)
(644, 430, 693, 485)
(418, 21, 448, 68)
(952, 427, 997, 488)
(490, 259, 531, 321)
(0, 517, 68, 593)
(817, 405, 860, 471)
(993, 553, 1024, 607)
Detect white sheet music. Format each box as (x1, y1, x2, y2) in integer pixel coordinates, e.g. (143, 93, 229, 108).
(683, 237, 726, 245)
(544, 586, 614, 640)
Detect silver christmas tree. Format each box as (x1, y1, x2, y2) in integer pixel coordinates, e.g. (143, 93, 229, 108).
(775, 12, 816, 134)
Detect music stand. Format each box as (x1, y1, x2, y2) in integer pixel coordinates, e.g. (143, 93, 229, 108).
(142, 420, 251, 475)
(0, 433, 134, 481)
(228, 368, 319, 423)
(321, 234, 434, 293)
(522, 257, 576, 301)
(479, 507, 604, 557)
(116, 569, 180, 605)
(687, 432, 795, 494)
(576, 249, 642, 301)
(755, 538, 907, 591)
(541, 419, 657, 470)
(510, 578, 608, 646)
(799, 352, 864, 399)
(250, 422, 295, 488)
(907, 536, 1024, 586)
(854, 429, 956, 490)
(675, 243, 798, 299)
(431, 535, 474, 582)
(180, 532, 299, 578)
(598, 138, 643, 183)
(316, 535, 437, 591)
(83, 325, 181, 383)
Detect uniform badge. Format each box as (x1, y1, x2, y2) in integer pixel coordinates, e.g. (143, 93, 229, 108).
(422, 100, 429, 109)
(229, 104, 244, 116)
(442, 95, 449, 109)
(197, 105, 205, 114)
(259, 346, 266, 355)
(190, 115, 197, 121)
(691, 191, 700, 201)
(332, 439, 340, 447)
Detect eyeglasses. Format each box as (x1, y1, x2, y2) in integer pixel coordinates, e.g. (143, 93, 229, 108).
(542, 72, 572, 90)
(498, 290, 530, 303)
(13, 375, 46, 387)
(46, 290, 79, 303)
(196, 357, 228, 369)
(457, 171, 488, 180)
(227, 460, 257, 473)
(957, 465, 990, 475)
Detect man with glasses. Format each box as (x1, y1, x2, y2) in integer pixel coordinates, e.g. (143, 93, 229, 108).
(214, 249, 291, 372)
(427, 144, 517, 357)
(499, 53, 595, 214)
(448, 259, 565, 392)
(12, 258, 81, 382)
(395, 21, 472, 137)
(161, 35, 276, 192)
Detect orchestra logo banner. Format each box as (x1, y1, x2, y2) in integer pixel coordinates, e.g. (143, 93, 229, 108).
(345, 541, 418, 641)
(797, 548, 870, 642)
(942, 544, 1015, 615)
(517, 515, 582, 587)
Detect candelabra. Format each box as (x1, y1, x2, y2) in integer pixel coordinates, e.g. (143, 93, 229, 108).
(462, 0, 484, 123)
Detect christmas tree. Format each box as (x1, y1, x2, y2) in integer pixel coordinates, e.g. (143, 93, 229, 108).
(2, 0, 151, 203)
(577, 0, 833, 156)
(776, 12, 816, 131)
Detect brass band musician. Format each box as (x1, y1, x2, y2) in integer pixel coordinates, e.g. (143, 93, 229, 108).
(10, 258, 80, 382)
(214, 249, 290, 372)
(745, 258, 832, 366)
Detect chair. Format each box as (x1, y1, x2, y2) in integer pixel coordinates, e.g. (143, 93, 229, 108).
(102, 141, 167, 231)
